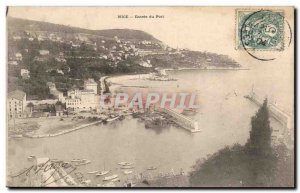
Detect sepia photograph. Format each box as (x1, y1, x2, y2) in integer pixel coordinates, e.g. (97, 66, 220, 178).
(6, 6, 295, 188)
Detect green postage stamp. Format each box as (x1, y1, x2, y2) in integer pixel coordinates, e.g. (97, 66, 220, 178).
(236, 9, 285, 51)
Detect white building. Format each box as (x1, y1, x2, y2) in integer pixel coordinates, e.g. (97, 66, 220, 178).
(13, 36, 21, 41)
(8, 61, 18, 66)
(15, 53, 22, 61)
(65, 79, 99, 111)
(65, 89, 99, 111)
(56, 69, 64, 75)
(8, 90, 26, 118)
(39, 50, 50, 56)
(38, 35, 47, 41)
(20, 69, 30, 79)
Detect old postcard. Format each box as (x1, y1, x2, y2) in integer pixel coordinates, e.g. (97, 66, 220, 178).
(6, 7, 294, 188)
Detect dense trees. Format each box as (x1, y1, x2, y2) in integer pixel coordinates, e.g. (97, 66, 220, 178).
(244, 99, 276, 186)
(246, 99, 272, 155)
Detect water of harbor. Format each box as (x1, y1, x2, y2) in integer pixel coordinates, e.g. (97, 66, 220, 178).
(7, 63, 293, 186)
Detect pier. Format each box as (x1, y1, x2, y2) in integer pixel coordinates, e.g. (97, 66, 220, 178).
(23, 120, 103, 138)
(244, 92, 292, 130)
(158, 108, 200, 133)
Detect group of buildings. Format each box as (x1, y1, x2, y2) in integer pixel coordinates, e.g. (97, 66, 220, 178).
(7, 78, 102, 119)
(9, 30, 164, 70)
(65, 79, 100, 111)
(7, 30, 180, 119)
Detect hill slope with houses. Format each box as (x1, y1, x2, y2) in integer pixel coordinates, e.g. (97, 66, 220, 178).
(7, 16, 241, 100)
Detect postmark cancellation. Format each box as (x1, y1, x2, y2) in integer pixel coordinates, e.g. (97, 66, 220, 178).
(235, 9, 285, 51)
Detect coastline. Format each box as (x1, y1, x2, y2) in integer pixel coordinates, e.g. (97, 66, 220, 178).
(12, 66, 248, 140)
(164, 66, 250, 72)
(104, 66, 249, 87)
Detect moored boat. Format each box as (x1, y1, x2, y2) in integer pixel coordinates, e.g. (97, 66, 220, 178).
(123, 170, 133, 175)
(118, 162, 133, 166)
(147, 166, 157, 170)
(87, 171, 98, 174)
(75, 160, 91, 166)
(71, 159, 84, 162)
(96, 170, 110, 176)
(121, 165, 134, 169)
(103, 174, 118, 181)
(50, 159, 60, 163)
(27, 155, 36, 161)
(111, 178, 120, 182)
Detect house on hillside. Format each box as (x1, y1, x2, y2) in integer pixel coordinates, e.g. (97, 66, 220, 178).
(15, 53, 22, 61)
(8, 61, 18, 66)
(39, 50, 50, 56)
(38, 35, 48, 41)
(20, 69, 30, 79)
(13, 36, 21, 41)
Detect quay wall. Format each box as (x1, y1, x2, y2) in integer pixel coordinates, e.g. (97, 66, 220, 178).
(158, 108, 200, 133)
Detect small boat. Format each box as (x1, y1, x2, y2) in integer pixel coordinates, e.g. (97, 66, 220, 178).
(27, 155, 36, 161)
(71, 159, 84, 162)
(147, 166, 157, 170)
(96, 171, 110, 176)
(75, 160, 91, 166)
(121, 165, 134, 169)
(87, 170, 98, 174)
(103, 174, 118, 181)
(111, 178, 120, 182)
(50, 159, 60, 163)
(123, 170, 133, 175)
(118, 162, 133, 166)
(63, 161, 71, 165)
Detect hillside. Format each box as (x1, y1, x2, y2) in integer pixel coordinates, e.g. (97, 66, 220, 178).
(7, 16, 241, 99)
(7, 17, 160, 42)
